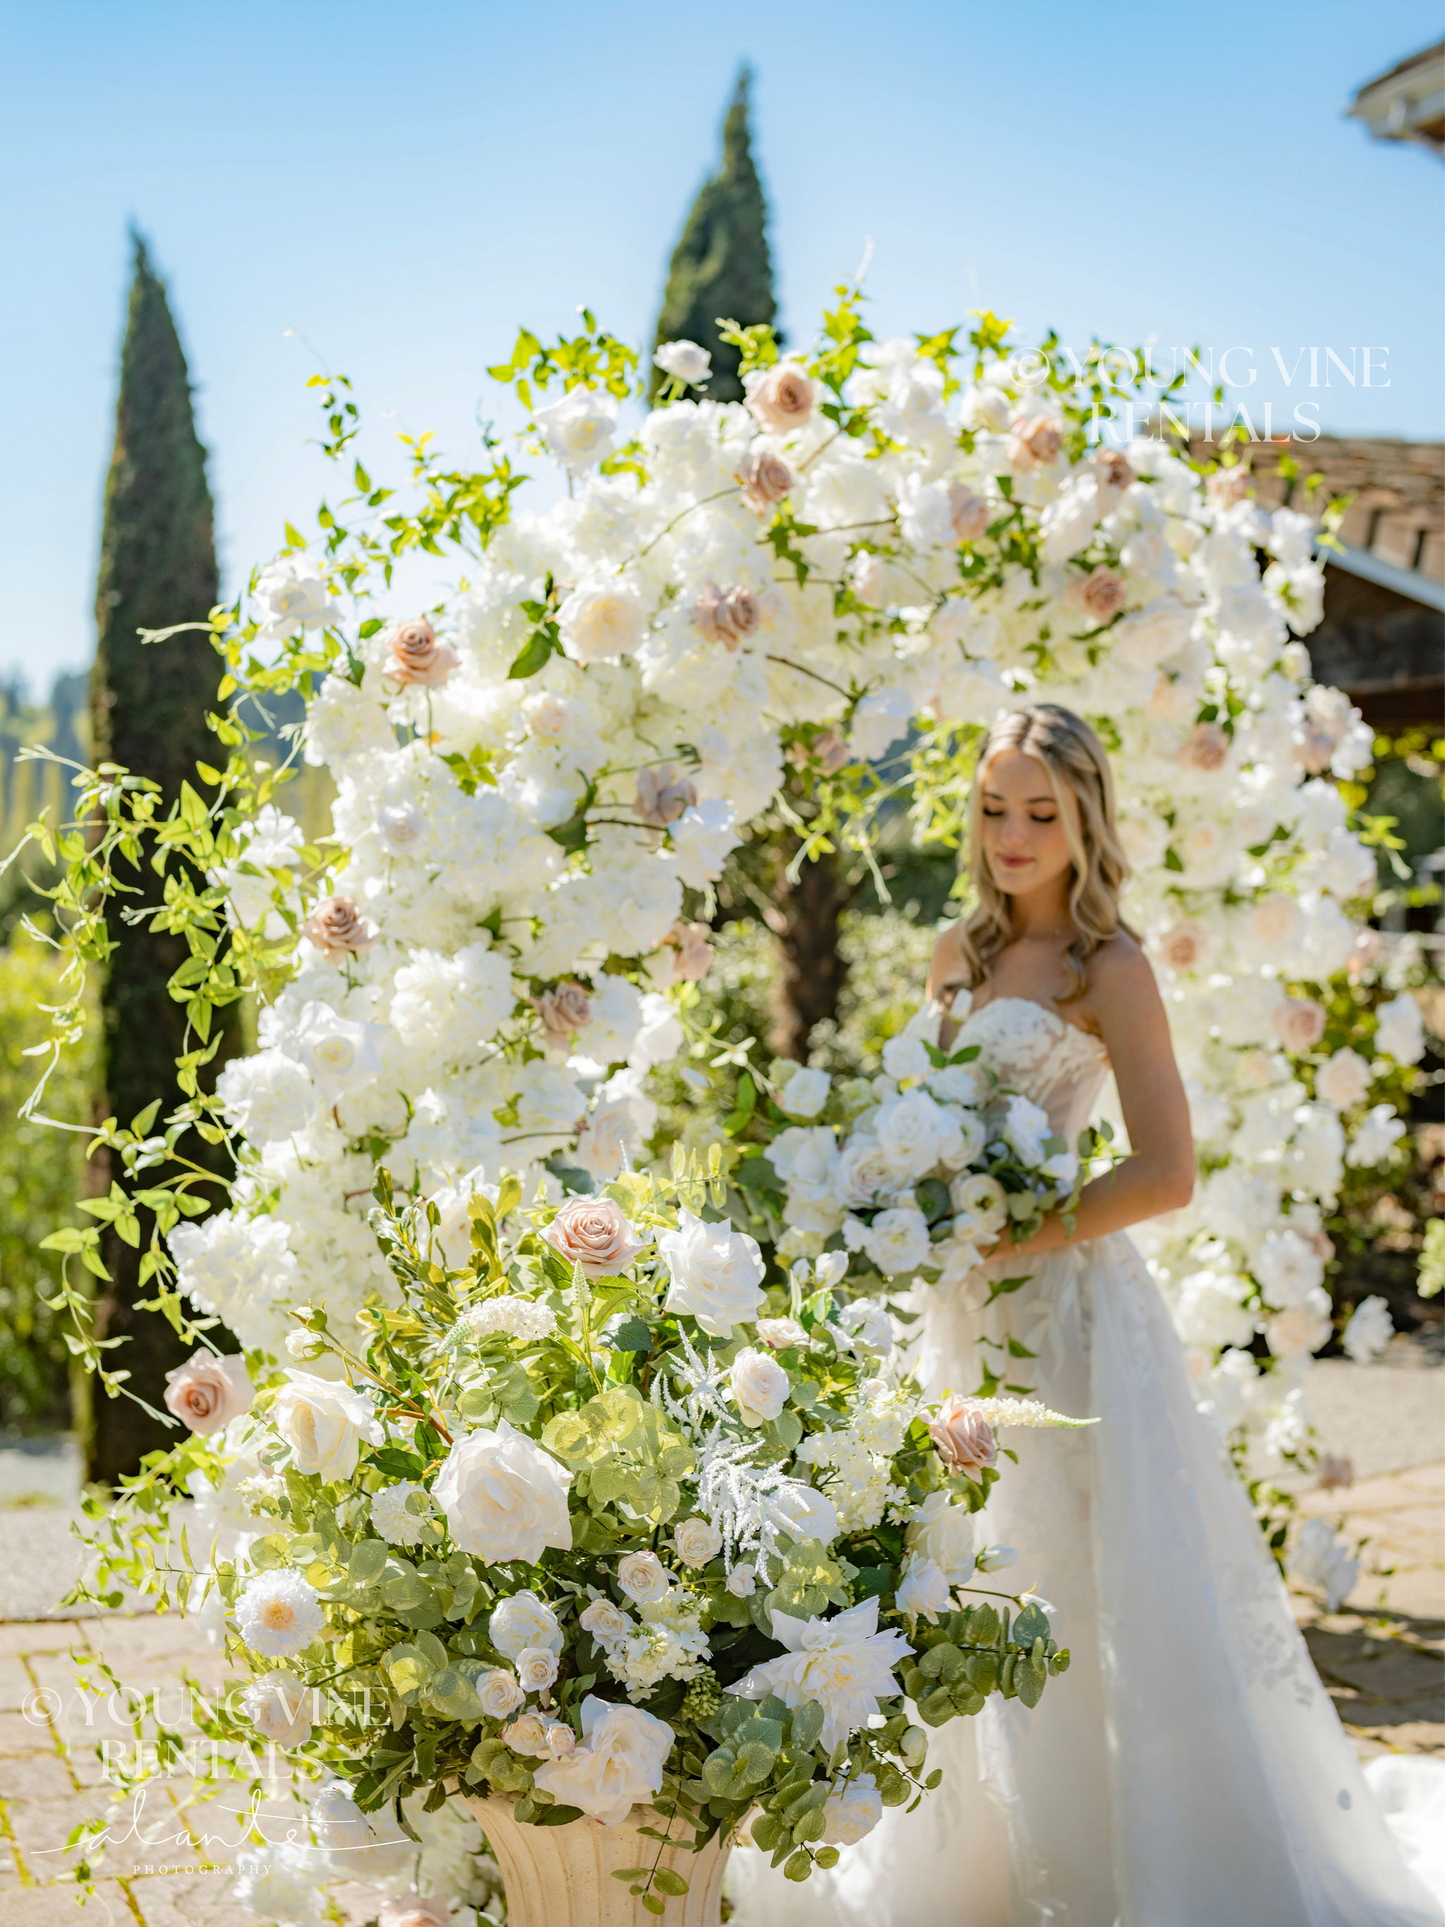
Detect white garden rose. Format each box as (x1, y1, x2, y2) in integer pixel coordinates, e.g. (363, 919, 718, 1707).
(532, 1695, 674, 1825)
(616, 1551, 670, 1605)
(658, 1209, 766, 1336)
(533, 388, 618, 472)
(730, 1347, 790, 1426)
(1374, 995, 1425, 1065)
(489, 1591, 564, 1660)
(654, 340, 711, 384)
(950, 1172, 1009, 1236)
(253, 551, 338, 641)
(1342, 1294, 1393, 1364)
(861, 1206, 931, 1277)
(1346, 1103, 1407, 1169)
(822, 1772, 885, 1845)
(777, 1065, 831, 1118)
(516, 1647, 560, 1694)
(673, 1517, 724, 1568)
(1315, 1047, 1372, 1110)
(557, 580, 648, 663)
(432, 1421, 573, 1563)
(881, 1033, 932, 1083)
(906, 1491, 975, 1582)
(479, 1670, 524, 1719)
(579, 1598, 635, 1642)
(241, 1671, 314, 1748)
(295, 1003, 386, 1104)
(894, 1555, 951, 1625)
(272, 1372, 382, 1482)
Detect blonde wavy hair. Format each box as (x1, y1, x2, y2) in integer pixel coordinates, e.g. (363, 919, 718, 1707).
(955, 704, 1133, 1002)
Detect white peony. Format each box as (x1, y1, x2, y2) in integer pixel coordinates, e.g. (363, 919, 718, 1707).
(273, 1372, 383, 1482)
(658, 1209, 766, 1336)
(1002, 1093, 1052, 1167)
(668, 798, 739, 889)
(215, 1050, 315, 1145)
(881, 1033, 932, 1083)
(726, 1598, 913, 1755)
(241, 1670, 314, 1748)
(432, 1421, 573, 1564)
(850, 688, 916, 761)
(391, 943, 515, 1052)
(532, 1695, 674, 1825)
(253, 551, 338, 642)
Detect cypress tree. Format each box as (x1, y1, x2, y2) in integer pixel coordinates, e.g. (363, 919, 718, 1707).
(88, 232, 232, 1482)
(651, 68, 776, 403)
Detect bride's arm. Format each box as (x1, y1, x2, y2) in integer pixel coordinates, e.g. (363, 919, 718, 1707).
(987, 940, 1195, 1260)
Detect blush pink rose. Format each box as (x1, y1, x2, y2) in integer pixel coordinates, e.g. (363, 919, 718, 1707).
(1008, 415, 1064, 471)
(301, 895, 376, 961)
(1271, 996, 1328, 1053)
(385, 617, 458, 688)
(738, 450, 793, 515)
(1070, 569, 1127, 625)
(377, 1899, 452, 1927)
(746, 361, 816, 434)
(634, 765, 698, 828)
(668, 920, 716, 983)
(1157, 923, 1207, 973)
(533, 981, 592, 1050)
(692, 582, 760, 650)
(1179, 723, 1230, 772)
(163, 1350, 254, 1437)
(542, 1197, 648, 1278)
(1207, 466, 1253, 508)
(1293, 726, 1336, 776)
(1093, 448, 1135, 498)
(948, 485, 991, 544)
(928, 1394, 998, 1479)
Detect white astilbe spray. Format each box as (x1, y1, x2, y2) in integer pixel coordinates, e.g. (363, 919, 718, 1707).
(648, 1322, 733, 1438)
(693, 1428, 806, 1585)
(962, 1396, 1099, 1430)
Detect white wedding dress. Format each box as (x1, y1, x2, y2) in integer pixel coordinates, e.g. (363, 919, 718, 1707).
(728, 996, 1444, 1927)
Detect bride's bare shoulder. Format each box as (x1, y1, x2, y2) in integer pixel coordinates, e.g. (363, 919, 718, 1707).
(1084, 931, 1160, 1009)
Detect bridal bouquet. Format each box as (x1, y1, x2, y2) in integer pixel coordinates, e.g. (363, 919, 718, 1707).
(121, 1162, 1080, 1913)
(730, 1001, 1112, 1393)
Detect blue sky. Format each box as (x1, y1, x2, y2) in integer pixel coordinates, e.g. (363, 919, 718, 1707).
(1, 0, 1440, 689)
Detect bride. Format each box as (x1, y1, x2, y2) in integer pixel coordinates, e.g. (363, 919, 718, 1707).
(729, 704, 1442, 1925)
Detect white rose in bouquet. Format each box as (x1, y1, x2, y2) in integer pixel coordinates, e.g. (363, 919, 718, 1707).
(730, 1347, 790, 1426)
(658, 1209, 766, 1335)
(822, 1771, 885, 1845)
(950, 1172, 1009, 1239)
(616, 1551, 670, 1605)
(777, 1065, 831, 1119)
(881, 1033, 932, 1083)
(861, 1207, 931, 1277)
(894, 1555, 951, 1625)
(273, 1372, 383, 1482)
(653, 340, 711, 385)
(489, 1591, 564, 1660)
(1002, 1093, 1052, 1167)
(906, 1491, 976, 1582)
(432, 1421, 573, 1563)
(532, 1695, 674, 1825)
(673, 1516, 724, 1568)
(295, 1003, 386, 1104)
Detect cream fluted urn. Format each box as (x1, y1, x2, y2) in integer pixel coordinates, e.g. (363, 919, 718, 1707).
(466, 1796, 730, 1927)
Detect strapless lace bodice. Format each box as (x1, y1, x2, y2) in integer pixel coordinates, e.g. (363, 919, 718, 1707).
(951, 993, 1108, 1145)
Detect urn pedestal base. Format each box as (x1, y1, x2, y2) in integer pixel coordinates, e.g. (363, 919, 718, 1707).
(464, 1797, 729, 1927)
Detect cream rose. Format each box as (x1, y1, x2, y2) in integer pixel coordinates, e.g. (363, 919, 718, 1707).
(692, 582, 760, 649)
(1008, 414, 1063, 470)
(654, 339, 711, 385)
(516, 1647, 560, 1695)
(489, 1591, 564, 1660)
(730, 1348, 790, 1426)
(478, 1669, 524, 1719)
(928, 1394, 998, 1478)
(163, 1349, 253, 1437)
(737, 450, 792, 514)
(301, 895, 377, 961)
(1271, 997, 1327, 1053)
(503, 1712, 552, 1754)
(542, 1196, 647, 1279)
(667, 920, 715, 983)
(1315, 1047, 1372, 1110)
(746, 361, 816, 433)
(432, 1421, 573, 1564)
(557, 581, 648, 664)
(240, 1670, 313, 1748)
(674, 1516, 724, 1568)
(385, 616, 458, 688)
(579, 1598, 634, 1643)
(272, 1371, 380, 1481)
(616, 1551, 669, 1606)
(756, 1315, 808, 1350)
(949, 1172, 1009, 1238)
(727, 1562, 757, 1598)
(1157, 923, 1208, 973)
(532, 1695, 674, 1826)
(1070, 569, 1126, 625)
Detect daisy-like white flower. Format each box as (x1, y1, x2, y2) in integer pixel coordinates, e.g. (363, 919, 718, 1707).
(236, 1570, 325, 1658)
(370, 1480, 434, 1547)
